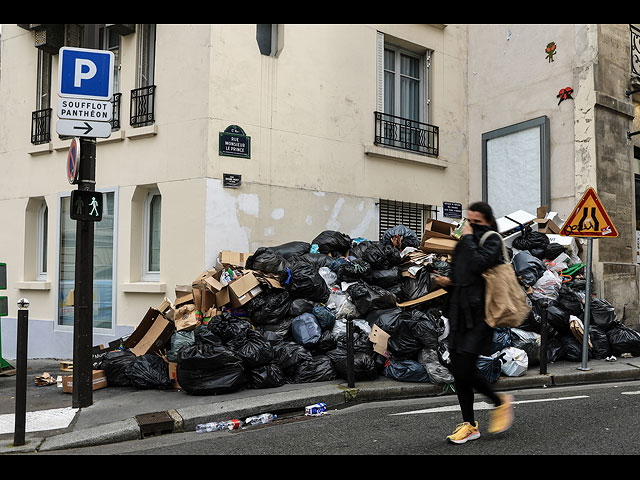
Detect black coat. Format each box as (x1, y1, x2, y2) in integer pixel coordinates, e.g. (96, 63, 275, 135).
(445, 224, 503, 355)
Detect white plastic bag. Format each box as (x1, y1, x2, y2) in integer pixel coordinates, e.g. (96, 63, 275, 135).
(531, 269, 561, 300)
(500, 347, 528, 377)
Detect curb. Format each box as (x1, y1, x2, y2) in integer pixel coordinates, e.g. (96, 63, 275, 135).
(3, 363, 640, 454)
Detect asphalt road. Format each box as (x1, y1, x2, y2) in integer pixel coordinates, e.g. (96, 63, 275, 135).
(34, 380, 640, 456)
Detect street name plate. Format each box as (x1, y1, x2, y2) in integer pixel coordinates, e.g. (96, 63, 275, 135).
(57, 98, 112, 122)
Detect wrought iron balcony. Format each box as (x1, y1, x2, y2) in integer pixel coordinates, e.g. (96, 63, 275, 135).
(31, 108, 52, 145)
(632, 25, 640, 79)
(374, 111, 439, 157)
(130, 85, 156, 127)
(111, 93, 122, 130)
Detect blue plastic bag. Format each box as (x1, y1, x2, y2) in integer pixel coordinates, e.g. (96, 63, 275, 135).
(291, 313, 322, 346)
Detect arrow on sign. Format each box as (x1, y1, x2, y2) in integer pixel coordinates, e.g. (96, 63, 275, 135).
(73, 122, 93, 135)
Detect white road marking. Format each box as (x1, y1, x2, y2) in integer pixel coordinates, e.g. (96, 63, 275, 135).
(391, 395, 590, 415)
(0, 407, 79, 434)
(621, 391, 640, 395)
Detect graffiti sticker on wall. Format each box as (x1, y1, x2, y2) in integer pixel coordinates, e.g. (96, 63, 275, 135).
(545, 42, 557, 62)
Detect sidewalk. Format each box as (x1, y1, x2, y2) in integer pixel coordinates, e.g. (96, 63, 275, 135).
(1, 356, 640, 454)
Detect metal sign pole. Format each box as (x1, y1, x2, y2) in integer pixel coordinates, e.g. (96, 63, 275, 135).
(578, 238, 593, 371)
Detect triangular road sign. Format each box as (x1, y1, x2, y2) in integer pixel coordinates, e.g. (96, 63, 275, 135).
(560, 187, 618, 237)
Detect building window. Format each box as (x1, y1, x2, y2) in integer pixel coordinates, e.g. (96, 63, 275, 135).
(58, 190, 116, 330)
(137, 24, 156, 88)
(481, 116, 550, 218)
(36, 48, 52, 111)
(99, 25, 121, 94)
(142, 190, 161, 281)
(37, 202, 48, 281)
(257, 24, 279, 56)
(378, 198, 433, 242)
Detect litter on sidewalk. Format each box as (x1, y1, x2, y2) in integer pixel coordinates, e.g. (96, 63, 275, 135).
(87, 205, 639, 398)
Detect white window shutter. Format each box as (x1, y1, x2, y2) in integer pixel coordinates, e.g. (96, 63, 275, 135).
(376, 31, 384, 112)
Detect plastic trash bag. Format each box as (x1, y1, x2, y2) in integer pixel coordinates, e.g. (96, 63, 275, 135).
(178, 341, 243, 371)
(273, 341, 313, 374)
(126, 354, 173, 389)
(311, 230, 352, 257)
(383, 358, 430, 382)
(207, 312, 253, 341)
(101, 350, 137, 387)
(167, 330, 196, 362)
(606, 324, 640, 356)
(544, 243, 566, 260)
(326, 348, 379, 381)
(556, 284, 584, 316)
(513, 250, 546, 286)
(350, 241, 401, 270)
(476, 351, 504, 383)
(366, 307, 405, 334)
(326, 292, 358, 320)
(271, 241, 312, 259)
(291, 252, 334, 271)
(490, 328, 512, 354)
(318, 266, 338, 286)
(246, 362, 286, 389)
(312, 305, 336, 331)
(291, 313, 322, 346)
(288, 298, 315, 317)
(346, 281, 397, 315)
(228, 329, 275, 369)
(177, 362, 247, 396)
(245, 290, 292, 325)
(244, 247, 288, 274)
(512, 226, 550, 258)
(370, 267, 401, 288)
(546, 304, 571, 335)
(338, 259, 372, 283)
(399, 267, 432, 302)
(499, 347, 528, 377)
(382, 225, 420, 250)
(280, 261, 331, 303)
(530, 269, 562, 301)
(561, 334, 585, 361)
(590, 298, 618, 331)
(417, 348, 454, 384)
(291, 354, 336, 383)
(589, 324, 612, 359)
(510, 328, 541, 365)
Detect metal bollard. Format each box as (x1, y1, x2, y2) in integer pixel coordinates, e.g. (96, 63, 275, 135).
(14, 298, 29, 447)
(539, 305, 548, 375)
(345, 317, 355, 388)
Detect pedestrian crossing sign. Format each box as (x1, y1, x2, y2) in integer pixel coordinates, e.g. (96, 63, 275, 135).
(70, 190, 103, 222)
(560, 187, 618, 238)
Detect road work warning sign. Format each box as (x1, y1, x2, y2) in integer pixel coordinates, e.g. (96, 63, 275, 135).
(560, 187, 618, 238)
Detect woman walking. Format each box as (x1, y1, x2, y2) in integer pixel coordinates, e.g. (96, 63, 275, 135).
(434, 201, 514, 444)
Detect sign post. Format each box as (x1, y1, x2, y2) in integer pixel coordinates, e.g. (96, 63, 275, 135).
(57, 25, 112, 408)
(560, 187, 618, 371)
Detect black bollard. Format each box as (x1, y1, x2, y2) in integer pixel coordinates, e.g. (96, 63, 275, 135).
(539, 306, 548, 375)
(345, 317, 355, 388)
(14, 298, 29, 447)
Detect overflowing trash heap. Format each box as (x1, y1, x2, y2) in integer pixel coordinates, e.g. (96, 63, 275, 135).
(96, 207, 640, 395)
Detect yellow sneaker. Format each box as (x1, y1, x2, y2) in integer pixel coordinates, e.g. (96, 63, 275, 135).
(446, 421, 480, 444)
(488, 394, 514, 434)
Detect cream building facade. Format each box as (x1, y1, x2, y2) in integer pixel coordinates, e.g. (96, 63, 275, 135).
(0, 24, 469, 358)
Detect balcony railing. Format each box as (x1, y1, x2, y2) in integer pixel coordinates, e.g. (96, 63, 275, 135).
(130, 85, 156, 127)
(632, 25, 640, 79)
(111, 93, 122, 131)
(31, 108, 52, 145)
(374, 111, 439, 157)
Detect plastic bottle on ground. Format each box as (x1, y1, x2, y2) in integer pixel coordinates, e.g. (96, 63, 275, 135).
(244, 413, 277, 426)
(196, 421, 227, 433)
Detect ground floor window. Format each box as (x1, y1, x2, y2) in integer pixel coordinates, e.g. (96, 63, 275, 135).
(58, 190, 116, 329)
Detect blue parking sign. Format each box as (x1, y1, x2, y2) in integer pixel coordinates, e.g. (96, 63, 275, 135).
(58, 47, 114, 101)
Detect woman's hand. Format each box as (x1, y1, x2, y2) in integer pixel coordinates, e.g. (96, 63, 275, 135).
(461, 222, 473, 237)
(433, 274, 451, 288)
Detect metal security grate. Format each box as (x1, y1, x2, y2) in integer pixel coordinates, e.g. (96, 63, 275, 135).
(631, 25, 640, 79)
(378, 199, 435, 242)
(130, 85, 156, 127)
(31, 108, 52, 145)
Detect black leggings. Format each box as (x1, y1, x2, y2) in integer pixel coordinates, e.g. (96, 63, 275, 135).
(450, 351, 502, 424)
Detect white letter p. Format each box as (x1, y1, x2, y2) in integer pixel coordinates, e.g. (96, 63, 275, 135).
(74, 59, 97, 87)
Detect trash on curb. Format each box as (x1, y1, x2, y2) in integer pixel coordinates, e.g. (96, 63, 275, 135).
(305, 402, 327, 416)
(35, 372, 57, 386)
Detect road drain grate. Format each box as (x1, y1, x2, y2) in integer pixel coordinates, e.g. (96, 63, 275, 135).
(135, 411, 175, 438)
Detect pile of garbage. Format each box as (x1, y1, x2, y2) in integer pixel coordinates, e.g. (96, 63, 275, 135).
(94, 207, 640, 395)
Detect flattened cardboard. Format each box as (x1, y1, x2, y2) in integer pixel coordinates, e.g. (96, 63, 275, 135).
(218, 250, 251, 268)
(396, 288, 447, 307)
(422, 219, 455, 240)
(62, 370, 108, 393)
(420, 237, 458, 254)
(368, 325, 390, 357)
(173, 304, 199, 331)
(124, 308, 175, 356)
(192, 287, 215, 312)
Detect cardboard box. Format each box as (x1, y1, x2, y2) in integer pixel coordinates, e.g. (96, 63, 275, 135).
(533, 206, 561, 234)
(62, 370, 108, 393)
(422, 219, 455, 240)
(173, 304, 200, 331)
(420, 237, 458, 254)
(192, 287, 215, 313)
(496, 210, 536, 236)
(124, 308, 175, 356)
(396, 288, 447, 308)
(215, 287, 231, 307)
(228, 272, 263, 307)
(218, 250, 251, 268)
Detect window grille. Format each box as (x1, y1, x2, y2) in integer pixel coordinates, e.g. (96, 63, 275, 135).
(378, 198, 435, 242)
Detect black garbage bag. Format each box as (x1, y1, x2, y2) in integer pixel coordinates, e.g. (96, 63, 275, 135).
(280, 261, 330, 303)
(383, 358, 430, 382)
(547, 335, 566, 362)
(544, 243, 565, 260)
(398, 267, 432, 302)
(177, 362, 247, 396)
(417, 348, 454, 384)
(246, 362, 286, 389)
(490, 328, 512, 355)
(178, 341, 242, 371)
(556, 284, 584, 317)
(167, 330, 196, 362)
(590, 298, 618, 331)
(306, 330, 338, 354)
(512, 226, 550, 258)
(513, 250, 546, 286)
(387, 316, 423, 358)
(194, 324, 224, 346)
(351, 241, 401, 270)
(271, 241, 311, 259)
(425, 259, 452, 278)
(476, 352, 504, 383)
(291, 354, 336, 383)
(338, 258, 372, 283)
(273, 341, 313, 374)
(311, 230, 352, 257)
(245, 290, 292, 325)
(326, 347, 379, 381)
(207, 312, 252, 342)
(312, 305, 336, 331)
(292, 253, 334, 271)
(561, 334, 586, 361)
(327, 257, 350, 273)
(510, 328, 541, 365)
(244, 247, 288, 274)
(291, 313, 322, 346)
(382, 225, 420, 250)
(101, 350, 137, 387)
(409, 309, 443, 349)
(546, 304, 571, 335)
(289, 298, 315, 317)
(589, 324, 611, 359)
(607, 324, 640, 356)
(227, 329, 274, 369)
(366, 307, 405, 334)
(126, 354, 173, 390)
(347, 281, 397, 315)
(370, 267, 402, 288)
